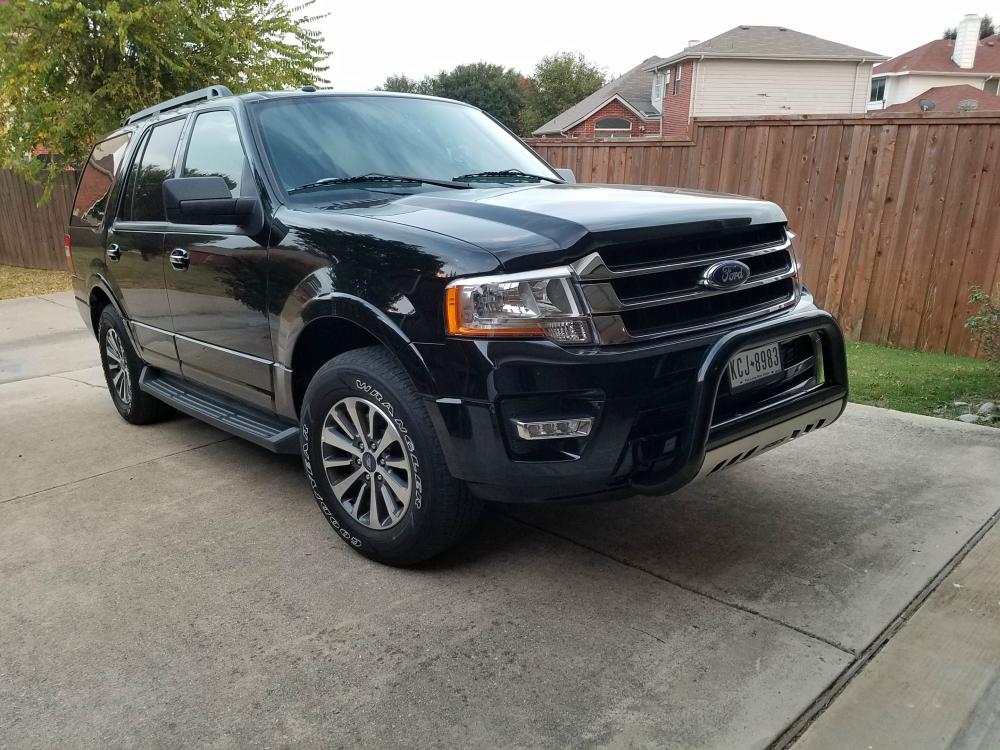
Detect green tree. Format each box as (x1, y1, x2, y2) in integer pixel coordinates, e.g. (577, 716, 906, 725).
(427, 63, 525, 132)
(943, 14, 996, 39)
(0, 0, 328, 193)
(375, 74, 433, 95)
(523, 52, 606, 134)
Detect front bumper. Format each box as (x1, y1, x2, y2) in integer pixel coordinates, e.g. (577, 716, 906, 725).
(418, 294, 848, 503)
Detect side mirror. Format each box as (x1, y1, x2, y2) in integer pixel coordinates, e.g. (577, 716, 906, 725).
(555, 168, 576, 184)
(163, 176, 256, 226)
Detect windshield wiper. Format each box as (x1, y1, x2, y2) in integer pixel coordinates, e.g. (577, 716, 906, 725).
(288, 173, 471, 194)
(452, 169, 563, 184)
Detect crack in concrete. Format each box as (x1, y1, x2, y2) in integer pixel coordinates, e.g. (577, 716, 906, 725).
(771, 502, 1000, 749)
(505, 513, 856, 656)
(48, 374, 106, 390)
(629, 626, 668, 646)
(0, 437, 233, 507)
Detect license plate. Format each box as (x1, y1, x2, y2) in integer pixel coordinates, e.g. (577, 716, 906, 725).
(727, 342, 782, 390)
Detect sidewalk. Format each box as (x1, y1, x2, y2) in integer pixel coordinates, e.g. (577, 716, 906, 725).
(796, 512, 1000, 748)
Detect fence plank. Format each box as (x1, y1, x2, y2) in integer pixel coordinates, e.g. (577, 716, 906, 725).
(527, 113, 1000, 355)
(0, 168, 76, 270)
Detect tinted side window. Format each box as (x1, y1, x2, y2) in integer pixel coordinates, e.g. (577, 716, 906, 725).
(183, 110, 246, 197)
(116, 129, 150, 222)
(70, 133, 132, 228)
(132, 119, 184, 222)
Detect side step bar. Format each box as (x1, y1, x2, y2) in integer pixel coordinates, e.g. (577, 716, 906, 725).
(139, 368, 300, 454)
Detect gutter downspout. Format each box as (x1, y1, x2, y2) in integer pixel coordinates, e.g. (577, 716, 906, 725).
(855, 58, 868, 113)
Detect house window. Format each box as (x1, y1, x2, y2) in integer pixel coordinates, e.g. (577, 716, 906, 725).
(595, 117, 632, 138)
(673, 64, 682, 95)
(869, 77, 886, 102)
(651, 73, 664, 108)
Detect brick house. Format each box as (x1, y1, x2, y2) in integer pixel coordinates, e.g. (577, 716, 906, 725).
(649, 26, 886, 136)
(869, 15, 1000, 110)
(532, 56, 664, 138)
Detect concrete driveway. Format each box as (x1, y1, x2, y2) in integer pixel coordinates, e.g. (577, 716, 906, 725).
(2, 292, 999, 749)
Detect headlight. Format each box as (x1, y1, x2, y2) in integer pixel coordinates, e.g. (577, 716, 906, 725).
(445, 266, 593, 344)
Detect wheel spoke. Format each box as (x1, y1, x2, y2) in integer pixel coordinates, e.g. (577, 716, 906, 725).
(382, 470, 411, 506)
(380, 484, 401, 519)
(323, 457, 354, 469)
(368, 478, 380, 527)
(367, 407, 377, 447)
(350, 483, 365, 519)
(384, 457, 408, 470)
(322, 427, 361, 457)
(331, 408, 356, 440)
(373, 429, 398, 458)
(331, 467, 365, 499)
(347, 400, 368, 444)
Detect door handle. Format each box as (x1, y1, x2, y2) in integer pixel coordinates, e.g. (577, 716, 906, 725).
(169, 248, 190, 271)
(106, 243, 121, 262)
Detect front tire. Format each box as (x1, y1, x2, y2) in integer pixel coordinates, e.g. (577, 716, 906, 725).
(97, 305, 173, 425)
(300, 347, 481, 566)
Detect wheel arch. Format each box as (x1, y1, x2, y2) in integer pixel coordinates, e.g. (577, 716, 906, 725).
(282, 295, 437, 417)
(86, 273, 130, 341)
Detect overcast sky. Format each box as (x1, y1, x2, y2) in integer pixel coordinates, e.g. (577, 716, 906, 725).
(310, 1, 985, 90)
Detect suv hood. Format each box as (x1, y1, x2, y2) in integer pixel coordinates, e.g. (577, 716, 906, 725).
(360, 183, 787, 272)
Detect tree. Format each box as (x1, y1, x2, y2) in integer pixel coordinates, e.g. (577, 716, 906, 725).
(943, 14, 996, 39)
(427, 63, 525, 132)
(523, 52, 607, 134)
(375, 74, 433, 95)
(0, 0, 328, 193)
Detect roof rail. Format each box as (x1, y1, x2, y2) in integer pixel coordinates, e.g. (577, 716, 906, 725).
(124, 85, 234, 125)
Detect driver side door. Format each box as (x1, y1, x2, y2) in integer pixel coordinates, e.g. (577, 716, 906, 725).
(164, 108, 274, 410)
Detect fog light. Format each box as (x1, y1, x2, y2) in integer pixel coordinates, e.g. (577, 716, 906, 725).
(514, 417, 593, 440)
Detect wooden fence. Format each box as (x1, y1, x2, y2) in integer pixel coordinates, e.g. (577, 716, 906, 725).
(2, 115, 999, 355)
(0, 169, 76, 271)
(528, 112, 1000, 357)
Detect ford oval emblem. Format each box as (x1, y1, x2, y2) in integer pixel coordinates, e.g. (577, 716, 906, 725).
(699, 260, 751, 290)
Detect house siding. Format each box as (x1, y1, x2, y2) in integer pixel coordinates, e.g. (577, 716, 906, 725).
(690, 59, 873, 116)
(880, 73, 989, 107)
(565, 99, 660, 138)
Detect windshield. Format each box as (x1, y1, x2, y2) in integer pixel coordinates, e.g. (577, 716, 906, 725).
(250, 95, 560, 199)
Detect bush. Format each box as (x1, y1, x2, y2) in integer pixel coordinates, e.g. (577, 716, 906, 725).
(967, 285, 1000, 365)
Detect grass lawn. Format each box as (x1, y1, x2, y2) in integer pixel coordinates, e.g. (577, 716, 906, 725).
(847, 341, 998, 422)
(0, 264, 71, 300)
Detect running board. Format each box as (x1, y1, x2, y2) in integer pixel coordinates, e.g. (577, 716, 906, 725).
(139, 368, 300, 454)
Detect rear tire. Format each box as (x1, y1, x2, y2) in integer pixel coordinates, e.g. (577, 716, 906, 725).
(300, 346, 481, 566)
(97, 305, 173, 425)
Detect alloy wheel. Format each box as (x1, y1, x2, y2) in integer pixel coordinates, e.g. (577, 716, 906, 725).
(104, 328, 132, 405)
(320, 396, 413, 530)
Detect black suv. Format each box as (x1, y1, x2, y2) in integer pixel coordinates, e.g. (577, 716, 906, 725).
(67, 86, 848, 565)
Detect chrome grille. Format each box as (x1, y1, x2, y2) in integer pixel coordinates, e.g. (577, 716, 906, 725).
(574, 223, 797, 344)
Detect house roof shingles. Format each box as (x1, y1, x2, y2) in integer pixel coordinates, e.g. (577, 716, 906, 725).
(532, 56, 664, 136)
(884, 84, 1000, 112)
(649, 25, 885, 69)
(874, 36, 1000, 75)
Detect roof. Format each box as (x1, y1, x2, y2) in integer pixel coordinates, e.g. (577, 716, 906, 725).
(649, 26, 886, 69)
(884, 84, 1000, 113)
(532, 56, 664, 136)
(874, 36, 1000, 75)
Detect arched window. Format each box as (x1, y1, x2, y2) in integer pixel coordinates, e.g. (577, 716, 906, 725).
(595, 117, 631, 131)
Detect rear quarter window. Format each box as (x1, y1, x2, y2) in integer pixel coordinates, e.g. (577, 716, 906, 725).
(70, 133, 132, 228)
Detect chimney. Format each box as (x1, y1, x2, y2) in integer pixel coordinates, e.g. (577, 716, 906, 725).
(687, 40, 700, 48)
(953, 14, 980, 69)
